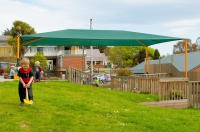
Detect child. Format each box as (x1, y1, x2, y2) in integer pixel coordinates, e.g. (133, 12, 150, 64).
(34, 61, 43, 82)
(17, 58, 34, 106)
(9, 65, 15, 79)
(94, 77, 99, 87)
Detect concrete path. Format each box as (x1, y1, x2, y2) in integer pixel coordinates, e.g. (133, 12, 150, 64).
(140, 99, 188, 109)
(0, 75, 15, 82)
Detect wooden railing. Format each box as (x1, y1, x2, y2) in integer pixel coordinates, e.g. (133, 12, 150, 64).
(158, 78, 188, 101)
(66, 67, 92, 85)
(188, 82, 200, 108)
(65, 67, 200, 109)
(111, 76, 160, 94)
(135, 73, 172, 77)
(111, 76, 200, 108)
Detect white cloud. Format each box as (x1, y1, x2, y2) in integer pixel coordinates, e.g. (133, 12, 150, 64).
(37, 0, 195, 7)
(1, 0, 200, 55)
(169, 27, 195, 36)
(163, 18, 200, 27)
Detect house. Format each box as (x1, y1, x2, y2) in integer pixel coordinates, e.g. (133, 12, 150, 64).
(131, 51, 200, 80)
(85, 49, 111, 69)
(0, 36, 10, 45)
(131, 52, 200, 73)
(0, 36, 14, 61)
(25, 46, 110, 74)
(1, 35, 111, 75)
(130, 60, 159, 74)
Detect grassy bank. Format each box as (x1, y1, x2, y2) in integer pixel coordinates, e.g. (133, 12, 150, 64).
(0, 80, 200, 132)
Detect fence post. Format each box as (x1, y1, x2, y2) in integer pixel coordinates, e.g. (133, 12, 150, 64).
(158, 82, 161, 101)
(187, 82, 192, 107)
(111, 76, 113, 89)
(68, 67, 72, 82)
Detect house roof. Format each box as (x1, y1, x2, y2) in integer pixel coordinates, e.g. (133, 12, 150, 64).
(85, 49, 108, 61)
(162, 52, 200, 72)
(131, 60, 159, 74)
(0, 36, 10, 45)
(0, 36, 10, 41)
(21, 29, 183, 46)
(131, 51, 200, 73)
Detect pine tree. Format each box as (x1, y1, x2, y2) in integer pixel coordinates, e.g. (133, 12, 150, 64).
(153, 49, 160, 60)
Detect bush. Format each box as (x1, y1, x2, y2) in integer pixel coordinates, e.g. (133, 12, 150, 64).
(140, 91, 150, 94)
(4, 67, 11, 74)
(165, 90, 185, 100)
(116, 68, 133, 76)
(30, 52, 48, 70)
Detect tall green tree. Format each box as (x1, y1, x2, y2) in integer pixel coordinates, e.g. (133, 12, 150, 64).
(30, 52, 48, 70)
(1, 28, 11, 35)
(10, 20, 36, 37)
(98, 46, 107, 53)
(108, 46, 145, 67)
(103, 46, 111, 56)
(153, 49, 160, 60)
(133, 47, 154, 63)
(6, 20, 36, 57)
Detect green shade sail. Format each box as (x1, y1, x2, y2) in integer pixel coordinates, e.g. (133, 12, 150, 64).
(21, 29, 184, 46)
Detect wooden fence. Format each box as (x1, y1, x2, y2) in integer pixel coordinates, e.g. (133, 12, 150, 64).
(66, 67, 92, 85)
(149, 63, 200, 81)
(111, 76, 160, 94)
(158, 78, 188, 101)
(111, 76, 200, 108)
(66, 67, 115, 85)
(134, 73, 172, 77)
(66, 66, 200, 108)
(188, 82, 200, 108)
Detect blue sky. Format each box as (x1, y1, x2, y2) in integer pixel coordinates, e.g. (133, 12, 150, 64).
(1, 0, 200, 55)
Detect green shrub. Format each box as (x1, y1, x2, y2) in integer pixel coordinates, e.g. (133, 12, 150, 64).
(165, 90, 185, 100)
(116, 68, 133, 76)
(140, 91, 150, 94)
(30, 52, 48, 70)
(4, 67, 11, 73)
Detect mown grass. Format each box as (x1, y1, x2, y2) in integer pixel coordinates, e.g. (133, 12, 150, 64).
(0, 80, 200, 132)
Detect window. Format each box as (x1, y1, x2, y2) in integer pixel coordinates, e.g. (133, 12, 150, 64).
(65, 46, 71, 50)
(37, 47, 43, 54)
(96, 61, 101, 65)
(30, 47, 37, 53)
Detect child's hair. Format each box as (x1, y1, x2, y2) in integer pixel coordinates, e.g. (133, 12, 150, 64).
(35, 61, 40, 65)
(21, 58, 30, 65)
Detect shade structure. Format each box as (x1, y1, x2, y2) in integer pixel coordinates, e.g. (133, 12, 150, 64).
(20, 29, 188, 77)
(21, 29, 184, 46)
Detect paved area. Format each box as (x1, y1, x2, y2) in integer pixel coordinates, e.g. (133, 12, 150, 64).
(0, 75, 15, 82)
(140, 99, 188, 109)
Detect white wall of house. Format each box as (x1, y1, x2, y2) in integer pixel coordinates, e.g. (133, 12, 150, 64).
(25, 46, 58, 57)
(25, 46, 112, 69)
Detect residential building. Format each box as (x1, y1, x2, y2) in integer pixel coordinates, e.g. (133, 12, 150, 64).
(85, 49, 111, 69)
(0, 36, 10, 45)
(0, 36, 14, 60)
(1, 35, 111, 75)
(25, 46, 111, 75)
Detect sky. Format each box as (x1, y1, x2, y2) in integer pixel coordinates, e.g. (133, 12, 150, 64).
(1, 0, 200, 56)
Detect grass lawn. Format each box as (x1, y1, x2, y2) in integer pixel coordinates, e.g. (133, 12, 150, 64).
(0, 80, 200, 132)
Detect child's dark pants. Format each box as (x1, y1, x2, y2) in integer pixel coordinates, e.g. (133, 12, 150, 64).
(18, 83, 33, 102)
